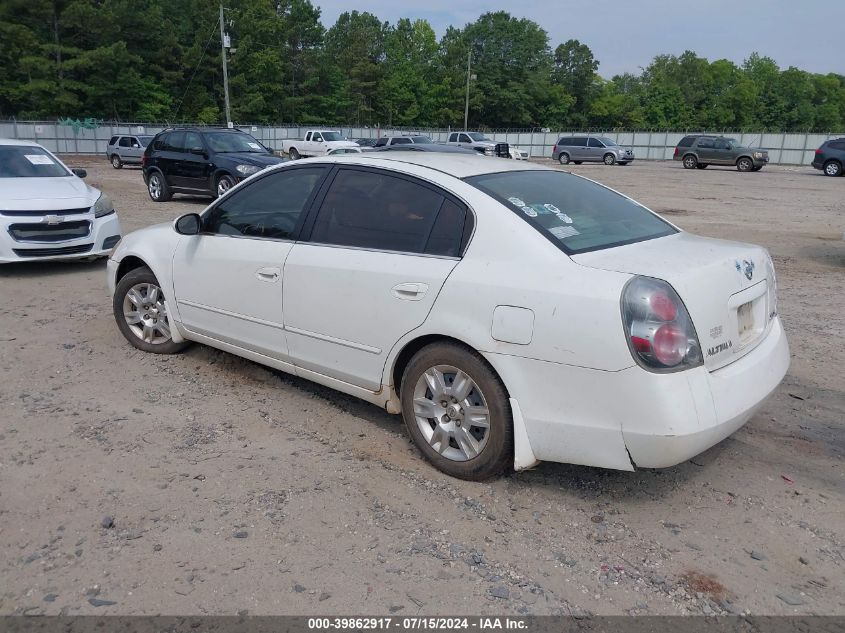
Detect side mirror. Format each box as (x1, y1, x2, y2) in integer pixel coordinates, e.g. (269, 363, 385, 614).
(175, 213, 201, 235)
(132, 144, 140, 148)
(71, 168, 87, 178)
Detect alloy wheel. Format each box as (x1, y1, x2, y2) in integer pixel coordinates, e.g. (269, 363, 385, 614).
(412, 365, 490, 462)
(217, 177, 233, 196)
(824, 161, 842, 176)
(148, 175, 162, 200)
(123, 283, 172, 345)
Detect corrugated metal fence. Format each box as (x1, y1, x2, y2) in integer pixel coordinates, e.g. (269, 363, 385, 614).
(2, 120, 842, 166)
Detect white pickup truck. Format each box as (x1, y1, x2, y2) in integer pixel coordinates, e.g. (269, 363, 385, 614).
(282, 130, 358, 159)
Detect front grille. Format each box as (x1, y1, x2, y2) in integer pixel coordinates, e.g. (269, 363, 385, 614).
(12, 244, 94, 258)
(0, 207, 90, 217)
(8, 220, 91, 243)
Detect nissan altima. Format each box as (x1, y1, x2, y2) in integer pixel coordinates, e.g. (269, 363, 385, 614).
(1, 139, 122, 263)
(107, 154, 789, 480)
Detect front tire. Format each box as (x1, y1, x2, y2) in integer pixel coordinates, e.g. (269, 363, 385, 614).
(603, 153, 616, 165)
(557, 152, 570, 165)
(216, 174, 236, 197)
(147, 171, 172, 202)
(737, 157, 754, 172)
(823, 160, 842, 177)
(400, 342, 513, 481)
(111, 155, 123, 169)
(682, 154, 698, 169)
(113, 266, 188, 355)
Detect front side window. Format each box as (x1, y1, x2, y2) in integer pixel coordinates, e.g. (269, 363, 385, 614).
(0, 145, 70, 178)
(321, 132, 344, 141)
(411, 136, 433, 143)
(203, 167, 326, 239)
(309, 168, 466, 256)
(466, 170, 676, 255)
(697, 138, 714, 149)
(588, 138, 604, 148)
(459, 134, 472, 143)
(392, 137, 412, 145)
(313, 133, 323, 142)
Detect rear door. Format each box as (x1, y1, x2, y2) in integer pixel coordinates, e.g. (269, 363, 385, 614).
(696, 137, 717, 163)
(282, 166, 470, 390)
(172, 165, 329, 359)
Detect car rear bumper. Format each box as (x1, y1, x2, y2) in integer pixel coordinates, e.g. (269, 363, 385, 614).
(811, 159, 824, 170)
(485, 316, 788, 471)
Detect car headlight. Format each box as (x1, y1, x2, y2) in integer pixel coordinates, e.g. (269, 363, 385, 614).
(235, 164, 261, 176)
(483, 148, 495, 156)
(93, 192, 115, 218)
(753, 152, 763, 159)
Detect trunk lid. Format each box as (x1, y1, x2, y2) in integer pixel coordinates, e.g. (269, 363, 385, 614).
(572, 232, 775, 370)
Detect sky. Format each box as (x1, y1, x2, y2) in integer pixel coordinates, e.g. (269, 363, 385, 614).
(313, 1, 844, 78)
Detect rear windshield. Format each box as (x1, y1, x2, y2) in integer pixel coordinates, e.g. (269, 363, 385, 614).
(0, 146, 70, 178)
(466, 170, 676, 254)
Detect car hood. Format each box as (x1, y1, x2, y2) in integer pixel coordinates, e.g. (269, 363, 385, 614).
(572, 232, 775, 371)
(0, 176, 98, 210)
(220, 152, 286, 167)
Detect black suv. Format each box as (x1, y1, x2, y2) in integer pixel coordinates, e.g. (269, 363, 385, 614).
(811, 138, 845, 177)
(142, 127, 285, 201)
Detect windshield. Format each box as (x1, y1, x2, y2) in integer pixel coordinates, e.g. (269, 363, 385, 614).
(137, 136, 154, 146)
(468, 132, 491, 142)
(322, 132, 345, 142)
(411, 136, 433, 143)
(598, 137, 617, 146)
(466, 170, 676, 254)
(0, 145, 70, 178)
(206, 132, 268, 153)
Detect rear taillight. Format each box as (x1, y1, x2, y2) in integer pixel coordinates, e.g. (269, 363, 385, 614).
(141, 154, 148, 166)
(673, 147, 680, 157)
(815, 148, 823, 155)
(553, 144, 558, 153)
(765, 251, 778, 321)
(622, 276, 702, 372)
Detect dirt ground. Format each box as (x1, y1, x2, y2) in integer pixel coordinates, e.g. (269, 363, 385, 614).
(0, 157, 842, 617)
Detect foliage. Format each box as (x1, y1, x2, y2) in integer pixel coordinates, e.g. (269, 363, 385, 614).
(1, 3, 842, 131)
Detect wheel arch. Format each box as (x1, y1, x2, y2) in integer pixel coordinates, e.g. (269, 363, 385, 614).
(115, 255, 149, 284)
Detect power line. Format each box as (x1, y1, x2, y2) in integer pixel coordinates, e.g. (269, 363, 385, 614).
(172, 19, 219, 122)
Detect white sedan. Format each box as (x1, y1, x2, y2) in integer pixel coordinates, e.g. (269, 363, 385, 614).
(107, 153, 789, 480)
(1, 139, 122, 263)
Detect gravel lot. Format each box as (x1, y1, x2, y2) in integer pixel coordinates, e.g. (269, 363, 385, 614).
(0, 157, 842, 617)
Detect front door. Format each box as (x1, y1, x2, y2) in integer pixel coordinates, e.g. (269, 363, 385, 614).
(172, 165, 329, 359)
(172, 131, 211, 191)
(282, 166, 470, 391)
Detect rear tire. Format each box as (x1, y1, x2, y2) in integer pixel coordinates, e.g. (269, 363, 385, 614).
(289, 148, 300, 160)
(400, 342, 513, 481)
(146, 171, 172, 202)
(823, 160, 842, 177)
(603, 153, 616, 165)
(110, 154, 123, 169)
(113, 266, 189, 355)
(682, 154, 698, 169)
(557, 152, 570, 165)
(737, 157, 754, 172)
(695, 163, 708, 169)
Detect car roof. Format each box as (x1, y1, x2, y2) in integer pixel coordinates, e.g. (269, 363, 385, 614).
(0, 138, 48, 148)
(309, 152, 547, 179)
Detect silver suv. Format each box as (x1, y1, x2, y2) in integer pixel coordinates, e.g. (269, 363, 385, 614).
(106, 134, 153, 169)
(373, 135, 434, 147)
(552, 136, 634, 166)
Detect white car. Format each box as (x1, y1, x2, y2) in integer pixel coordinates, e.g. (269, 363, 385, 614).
(327, 147, 364, 155)
(1, 139, 122, 263)
(508, 146, 530, 160)
(107, 154, 789, 480)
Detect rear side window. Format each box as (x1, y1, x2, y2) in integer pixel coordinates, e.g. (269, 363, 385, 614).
(449, 133, 458, 142)
(109, 136, 119, 145)
(572, 137, 587, 146)
(392, 137, 412, 145)
(677, 136, 696, 147)
(152, 134, 167, 151)
(829, 141, 845, 151)
(309, 168, 467, 256)
(165, 132, 185, 152)
(466, 170, 676, 255)
(203, 167, 326, 239)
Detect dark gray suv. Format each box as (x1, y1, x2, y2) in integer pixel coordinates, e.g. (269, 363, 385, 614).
(552, 136, 634, 166)
(811, 138, 845, 177)
(673, 135, 769, 172)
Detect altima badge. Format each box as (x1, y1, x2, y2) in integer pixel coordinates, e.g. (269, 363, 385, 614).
(735, 259, 754, 281)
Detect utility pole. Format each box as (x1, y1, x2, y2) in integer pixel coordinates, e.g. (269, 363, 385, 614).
(463, 51, 471, 130)
(219, 3, 232, 127)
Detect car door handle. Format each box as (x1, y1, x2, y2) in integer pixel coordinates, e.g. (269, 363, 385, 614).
(391, 282, 428, 300)
(255, 267, 280, 282)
